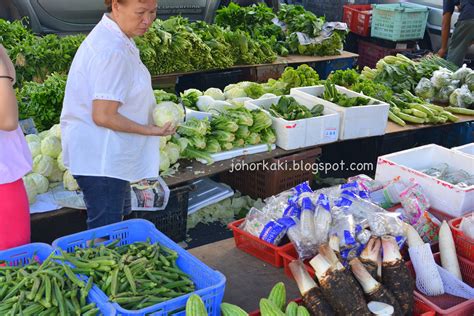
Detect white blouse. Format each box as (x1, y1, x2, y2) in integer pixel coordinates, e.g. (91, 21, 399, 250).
(60, 14, 159, 182)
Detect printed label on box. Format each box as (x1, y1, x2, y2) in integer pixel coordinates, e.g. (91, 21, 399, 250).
(324, 128, 338, 140)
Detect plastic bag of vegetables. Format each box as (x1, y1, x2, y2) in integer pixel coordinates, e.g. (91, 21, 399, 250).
(153, 101, 185, 128)
(466, 72, 474, 91)
(434, 85, 457, 103)
(451, 64, 473, 83)
(431, 68, 454, 89)
(415, 78, 435, 100)
(450, 85, 474, 108)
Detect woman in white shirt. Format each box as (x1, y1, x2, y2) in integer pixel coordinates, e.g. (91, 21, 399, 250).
(60, 0, 175, 229)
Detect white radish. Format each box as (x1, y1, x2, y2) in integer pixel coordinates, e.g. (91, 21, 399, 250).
(439, 220, 462, 280)
(367, 301, 394, 316)
(405, 223, 424, 248)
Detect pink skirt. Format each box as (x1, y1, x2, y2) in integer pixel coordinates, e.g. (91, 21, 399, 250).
(0, 178, 30, 250)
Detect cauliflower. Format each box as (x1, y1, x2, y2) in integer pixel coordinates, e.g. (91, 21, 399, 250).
(153, 101, 185, 128)
(204, 88, 225, 101)
(415, 78, 435, 100)
(41, 136, 62, 158)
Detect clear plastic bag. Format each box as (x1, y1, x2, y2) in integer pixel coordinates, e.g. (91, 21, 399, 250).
(451, 64, 473, 83)
(449, 84, 474, 108)
(399, 181, 431, 225)
(422, 163, 449, 178)
(313, 194, 332, 246)
(415, 77, 435, 100)
(430, 68, 454, 89)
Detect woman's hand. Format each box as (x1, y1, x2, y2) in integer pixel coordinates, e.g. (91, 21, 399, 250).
(0, 45, 15, 84)
(146, 122, 177, 136)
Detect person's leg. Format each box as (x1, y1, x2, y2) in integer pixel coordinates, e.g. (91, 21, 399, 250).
(0, 179, 30, 250)
(122, 182, 132, 219)
(447, 19, 474, 67)
(74, 176, 129, 230)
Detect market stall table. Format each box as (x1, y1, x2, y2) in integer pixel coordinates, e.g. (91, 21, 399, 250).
(188, 238, 300, 312)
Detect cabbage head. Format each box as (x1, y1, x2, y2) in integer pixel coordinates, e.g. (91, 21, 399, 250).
(38, 130, 50, 140)
(63, 170, 79, 191)
(165, 142, 181, 164)
(183, 88, 203, 97)
(33, 155, 54, 177)
(204, 88, 225, 100)
(159, 137, 167, 150)
(49, 124, 61, 139)
(153, 101, 185, 128)
(159, 150, 170, 172)
(57, 152, 66, 171)
(27, 173, 49, 194)
(23, 175, 37, 204)
(224, 87, 247, 100)
(28, 141, 41, 158)
(41, 136, 62, 158)
(415, 78, 435, 100)
(48, 161, 64, 183)
(25, 134, 40, 143)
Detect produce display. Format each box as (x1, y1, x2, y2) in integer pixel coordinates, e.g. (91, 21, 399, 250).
(415, 65, 474, 108)
(55, 239, 195, 311)
(321, 82, 371, 107)
(0, 254, 99, 316)
(215, 3, 347, 57)
(268, 96, 324, 120)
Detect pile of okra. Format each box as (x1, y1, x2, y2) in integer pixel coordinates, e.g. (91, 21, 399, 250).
(55, 238, 195, 311)
(0, 255, 98, 316)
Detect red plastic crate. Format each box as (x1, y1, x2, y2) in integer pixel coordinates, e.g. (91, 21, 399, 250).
(228, 218, 289, 267)
(449, 214, 474, 262)
(279, 243, 315, 280)
(343, 5, 372, 37)
(357, 39, 412, 69)
(414, 296, 436, 316)
(406, 253, 474, 316)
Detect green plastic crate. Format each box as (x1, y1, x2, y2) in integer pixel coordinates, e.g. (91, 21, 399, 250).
(371, 3, 429, 41)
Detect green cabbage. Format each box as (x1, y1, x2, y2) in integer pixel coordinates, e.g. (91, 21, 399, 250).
(183, 88, 203, 97)
(224, 87, 247, 100)
(450, 85, 474, 108)
(63, 170, 79, 191)
(153, 101, 185, 128)
(48, 161, 64, 183)
(160, 150, 171, 172)
(165, 142, 181, 164)
(49, 124, 61, 139)
(27, 173, 49, 194)
(205, 138, 221, 153)
(38, 130, 50, 140)
(28, 141, 41, 158)
(25, 134, 41, 143)
(40, 136, 62, 158)
(466, 72, 474, 91)
(159, 137, 167, 150)
(33, 155, 54, 177)
(23, 175, 37, 204)
(57, 152, 66, 171)
(204, 88, 225, 100)
(415, 78, 435, 100)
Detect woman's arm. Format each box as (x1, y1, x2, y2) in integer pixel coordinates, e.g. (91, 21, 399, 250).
(0, 45, 19, 132)
(92, 99, 176, 136)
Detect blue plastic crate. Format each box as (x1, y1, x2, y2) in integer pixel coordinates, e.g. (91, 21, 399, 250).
(52, 219, 226, 316)
(0, 243, 115, 316)
(313, 57, 357, 79)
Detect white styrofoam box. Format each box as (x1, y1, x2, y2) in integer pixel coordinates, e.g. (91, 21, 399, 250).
(245, 95, 340, 150)
(452, 143, 474, 157)
(188, 178, 234, 215)
(375, 144, 474, 217)
(209, 143, 276, 163)
(290, 85, 390, 140)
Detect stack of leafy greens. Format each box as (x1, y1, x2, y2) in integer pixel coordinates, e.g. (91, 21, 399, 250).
(268, 96, 324, 120)
(173, 106, 275, 164)
(215, 3, 347, 57)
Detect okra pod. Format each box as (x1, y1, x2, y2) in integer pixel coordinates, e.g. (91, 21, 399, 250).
(124, 265, 137, 294)
(82, 307, 99, 316)
(27, 276, 41, 300)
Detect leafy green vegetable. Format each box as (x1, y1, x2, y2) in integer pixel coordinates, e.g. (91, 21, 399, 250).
(322, 82, 370, 107)
(327, 69, 360, 87)
(268, 96, 323, 120)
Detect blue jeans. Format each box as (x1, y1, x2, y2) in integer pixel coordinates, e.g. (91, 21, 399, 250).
(73, 176, 131, 229)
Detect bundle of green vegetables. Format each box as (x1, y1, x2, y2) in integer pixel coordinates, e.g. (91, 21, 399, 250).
(361, 54, 458, 93)
(268, 96, 324, 120)
(321, 82, 371, 107)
